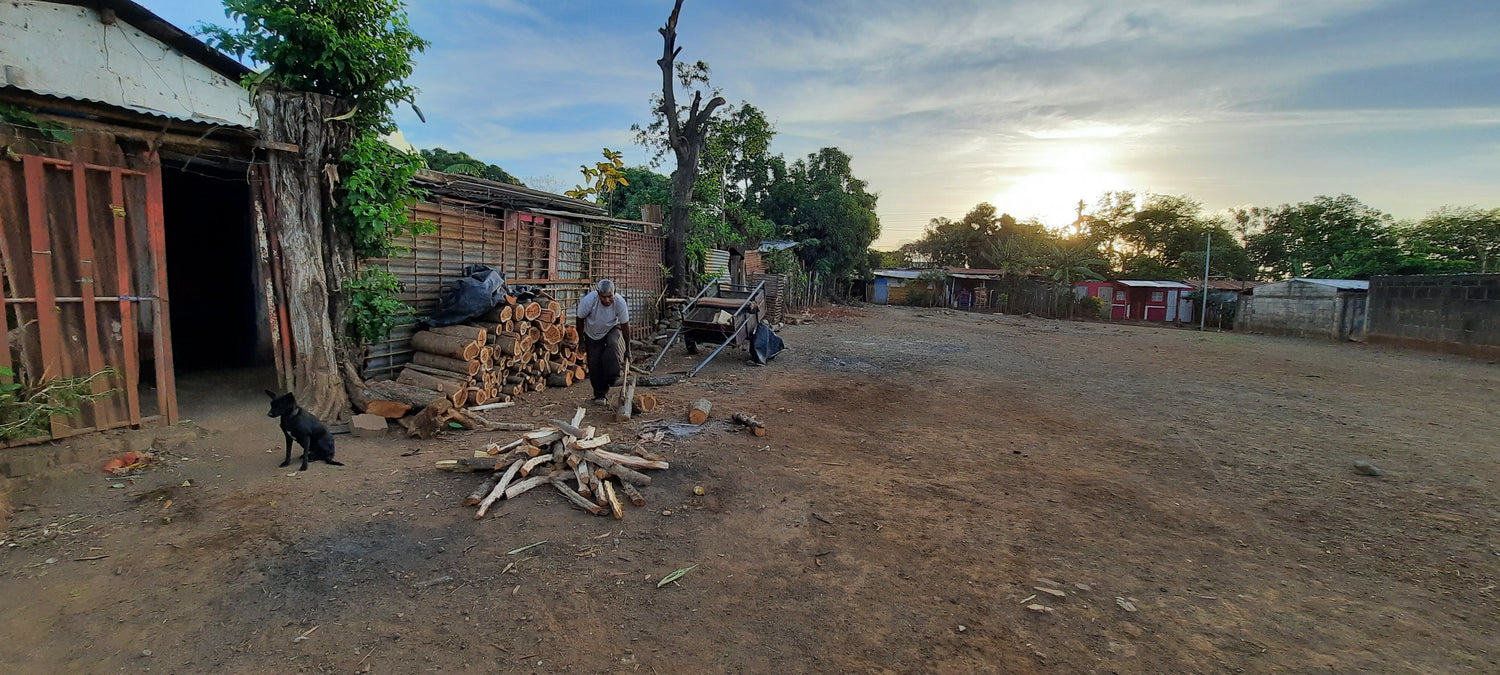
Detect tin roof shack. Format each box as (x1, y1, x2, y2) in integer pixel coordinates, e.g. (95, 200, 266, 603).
(871, 269, 947, 306)
(0, 0, 265, 442)
(1237, 278, 1369, 341)
(1108, 280, 1195, 322)
(1365, 274, 1500, 358)
(361, 170, 667, 382)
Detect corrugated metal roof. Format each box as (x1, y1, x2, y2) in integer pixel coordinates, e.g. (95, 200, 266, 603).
(873, 269, 926, 279)
(532, 208, 662, 230)
(413, 170, 606, 216)
(2, 86, 254, 128)
(1292, 278, 1369, 290)
(757, 240, 800, 253)
(1114, 279, 1196, 289)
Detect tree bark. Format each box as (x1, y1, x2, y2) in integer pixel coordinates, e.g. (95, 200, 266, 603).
(254, 90, 356, 423)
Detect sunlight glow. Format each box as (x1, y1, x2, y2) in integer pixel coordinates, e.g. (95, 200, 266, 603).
(993, 142, 1133, 230)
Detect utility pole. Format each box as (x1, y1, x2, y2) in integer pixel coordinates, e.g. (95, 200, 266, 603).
(1199, 231, 1212, 331)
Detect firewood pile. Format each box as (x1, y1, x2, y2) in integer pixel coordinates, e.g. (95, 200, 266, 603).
(437, 408, 668, 519)
(394, 293, 589, 409)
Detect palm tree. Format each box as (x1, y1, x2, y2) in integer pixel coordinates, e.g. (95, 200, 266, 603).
(1043, 241, 1106, 318)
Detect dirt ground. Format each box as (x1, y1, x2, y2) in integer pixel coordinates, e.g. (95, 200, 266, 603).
(2, 305, 1497, 674)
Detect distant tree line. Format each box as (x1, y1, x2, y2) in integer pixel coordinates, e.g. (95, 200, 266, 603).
(889, 192, 1500, 282)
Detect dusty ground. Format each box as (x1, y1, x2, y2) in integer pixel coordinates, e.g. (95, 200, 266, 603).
(1, 305, 1497, 674)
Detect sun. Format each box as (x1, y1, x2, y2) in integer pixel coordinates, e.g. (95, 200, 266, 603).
(992, 143, 1132, 229)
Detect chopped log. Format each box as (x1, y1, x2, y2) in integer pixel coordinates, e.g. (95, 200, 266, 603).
(412, 352, 480, 377)
(575, 435, 611, 450)
(603, 481, 624, 519)
(363, 400, 411, 419)
(637, 375, 682, 387)
(428, 324, 486, 344)
(493, 333, 520, 356)
(504, 294, 517, 306)
(689, 398, 713, 424)
(524, 428, 564, 445)
(591, 448, 669, 471)
(520, 454, 554, 477)
(574, 461, 592, 497)
(573, 366, 587, 381)
(522, 302, 542, 321)
(542, 324, 563, 344)
(449, 387, 468, 407)
(547, 373, 572, 388)
(551, 477, 604, 515)
(463, 471, 505, 506)
(586, 453, 652, 486)
(468, 387, 490, 406)
(363, 379, 447, 409)
(538, 308, 556, 324)
(499, 305, 513, 322)
(434, 455, 508, 472)
(486, 438, 527, 455)
(404, 398, 455, 439)
(612, 482, 642, 509)
(412, 331, 481, 360)
(549, 419, 587, 438)
(615, 376, 638, 422)
(731, 412, 766, 436)
(402, 364, 471, 390)
(474, 459, 524, 518)
(562, 326, 579, 344)
(633, 393, 657, 413)
(633, 447, 668, 463)
(504, 474, 551, 500)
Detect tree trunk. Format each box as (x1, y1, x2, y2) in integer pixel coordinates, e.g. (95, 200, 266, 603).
(255, 90, 355, 423)
(667, 157, 699, 297)
(655, 0, 726, 297)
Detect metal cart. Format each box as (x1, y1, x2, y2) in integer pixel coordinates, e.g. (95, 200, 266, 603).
(650, 279, 767, 376)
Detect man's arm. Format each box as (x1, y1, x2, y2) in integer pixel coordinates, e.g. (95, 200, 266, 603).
(575, 293, 592, 337)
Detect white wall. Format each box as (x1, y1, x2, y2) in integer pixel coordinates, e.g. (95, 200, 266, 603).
(0, 1, 255, 127)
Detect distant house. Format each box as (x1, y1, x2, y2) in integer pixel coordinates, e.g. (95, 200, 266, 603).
(1074, 280, 1195, 322)
(871, 269, 944, 305)
(868, 268, 1008, 308)
(1237, 278, 1370, 341)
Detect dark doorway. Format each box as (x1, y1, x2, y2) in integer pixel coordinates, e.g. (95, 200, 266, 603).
(161, 163, 265, 371)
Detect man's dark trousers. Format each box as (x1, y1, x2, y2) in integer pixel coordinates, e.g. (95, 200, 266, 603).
(584, 327, 622, 400)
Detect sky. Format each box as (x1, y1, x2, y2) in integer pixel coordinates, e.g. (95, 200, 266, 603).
(153, 0, 1499, 249)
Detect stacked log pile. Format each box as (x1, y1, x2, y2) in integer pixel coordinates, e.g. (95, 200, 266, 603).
(392, 295, 589, 408)
(437, 408, 669, 519)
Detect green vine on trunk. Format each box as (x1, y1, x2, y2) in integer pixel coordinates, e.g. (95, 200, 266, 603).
(200, 0, 431, 346)
(340, 132, 433, 260)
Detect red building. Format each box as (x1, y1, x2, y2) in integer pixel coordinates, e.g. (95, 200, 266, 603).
(1074, 280, 1196, 322)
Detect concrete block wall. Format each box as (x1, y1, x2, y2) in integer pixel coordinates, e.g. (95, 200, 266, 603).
(1367, 274, 1500, 357)
(1237, 281, 1343, 340)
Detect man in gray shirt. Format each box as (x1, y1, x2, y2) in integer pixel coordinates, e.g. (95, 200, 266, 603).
(575, 279, 632, 405)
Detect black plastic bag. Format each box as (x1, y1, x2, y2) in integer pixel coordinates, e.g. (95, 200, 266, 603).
(750, 323, 785, 365)
(424, 264, 509, 327)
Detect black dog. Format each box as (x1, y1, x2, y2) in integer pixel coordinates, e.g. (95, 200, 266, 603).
(265, 390, 344, 471)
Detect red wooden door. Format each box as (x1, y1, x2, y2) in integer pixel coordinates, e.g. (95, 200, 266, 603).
(0, 151, 177, 442)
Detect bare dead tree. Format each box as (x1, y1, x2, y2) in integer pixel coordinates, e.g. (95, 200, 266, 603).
(655, 0, 725, 296)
